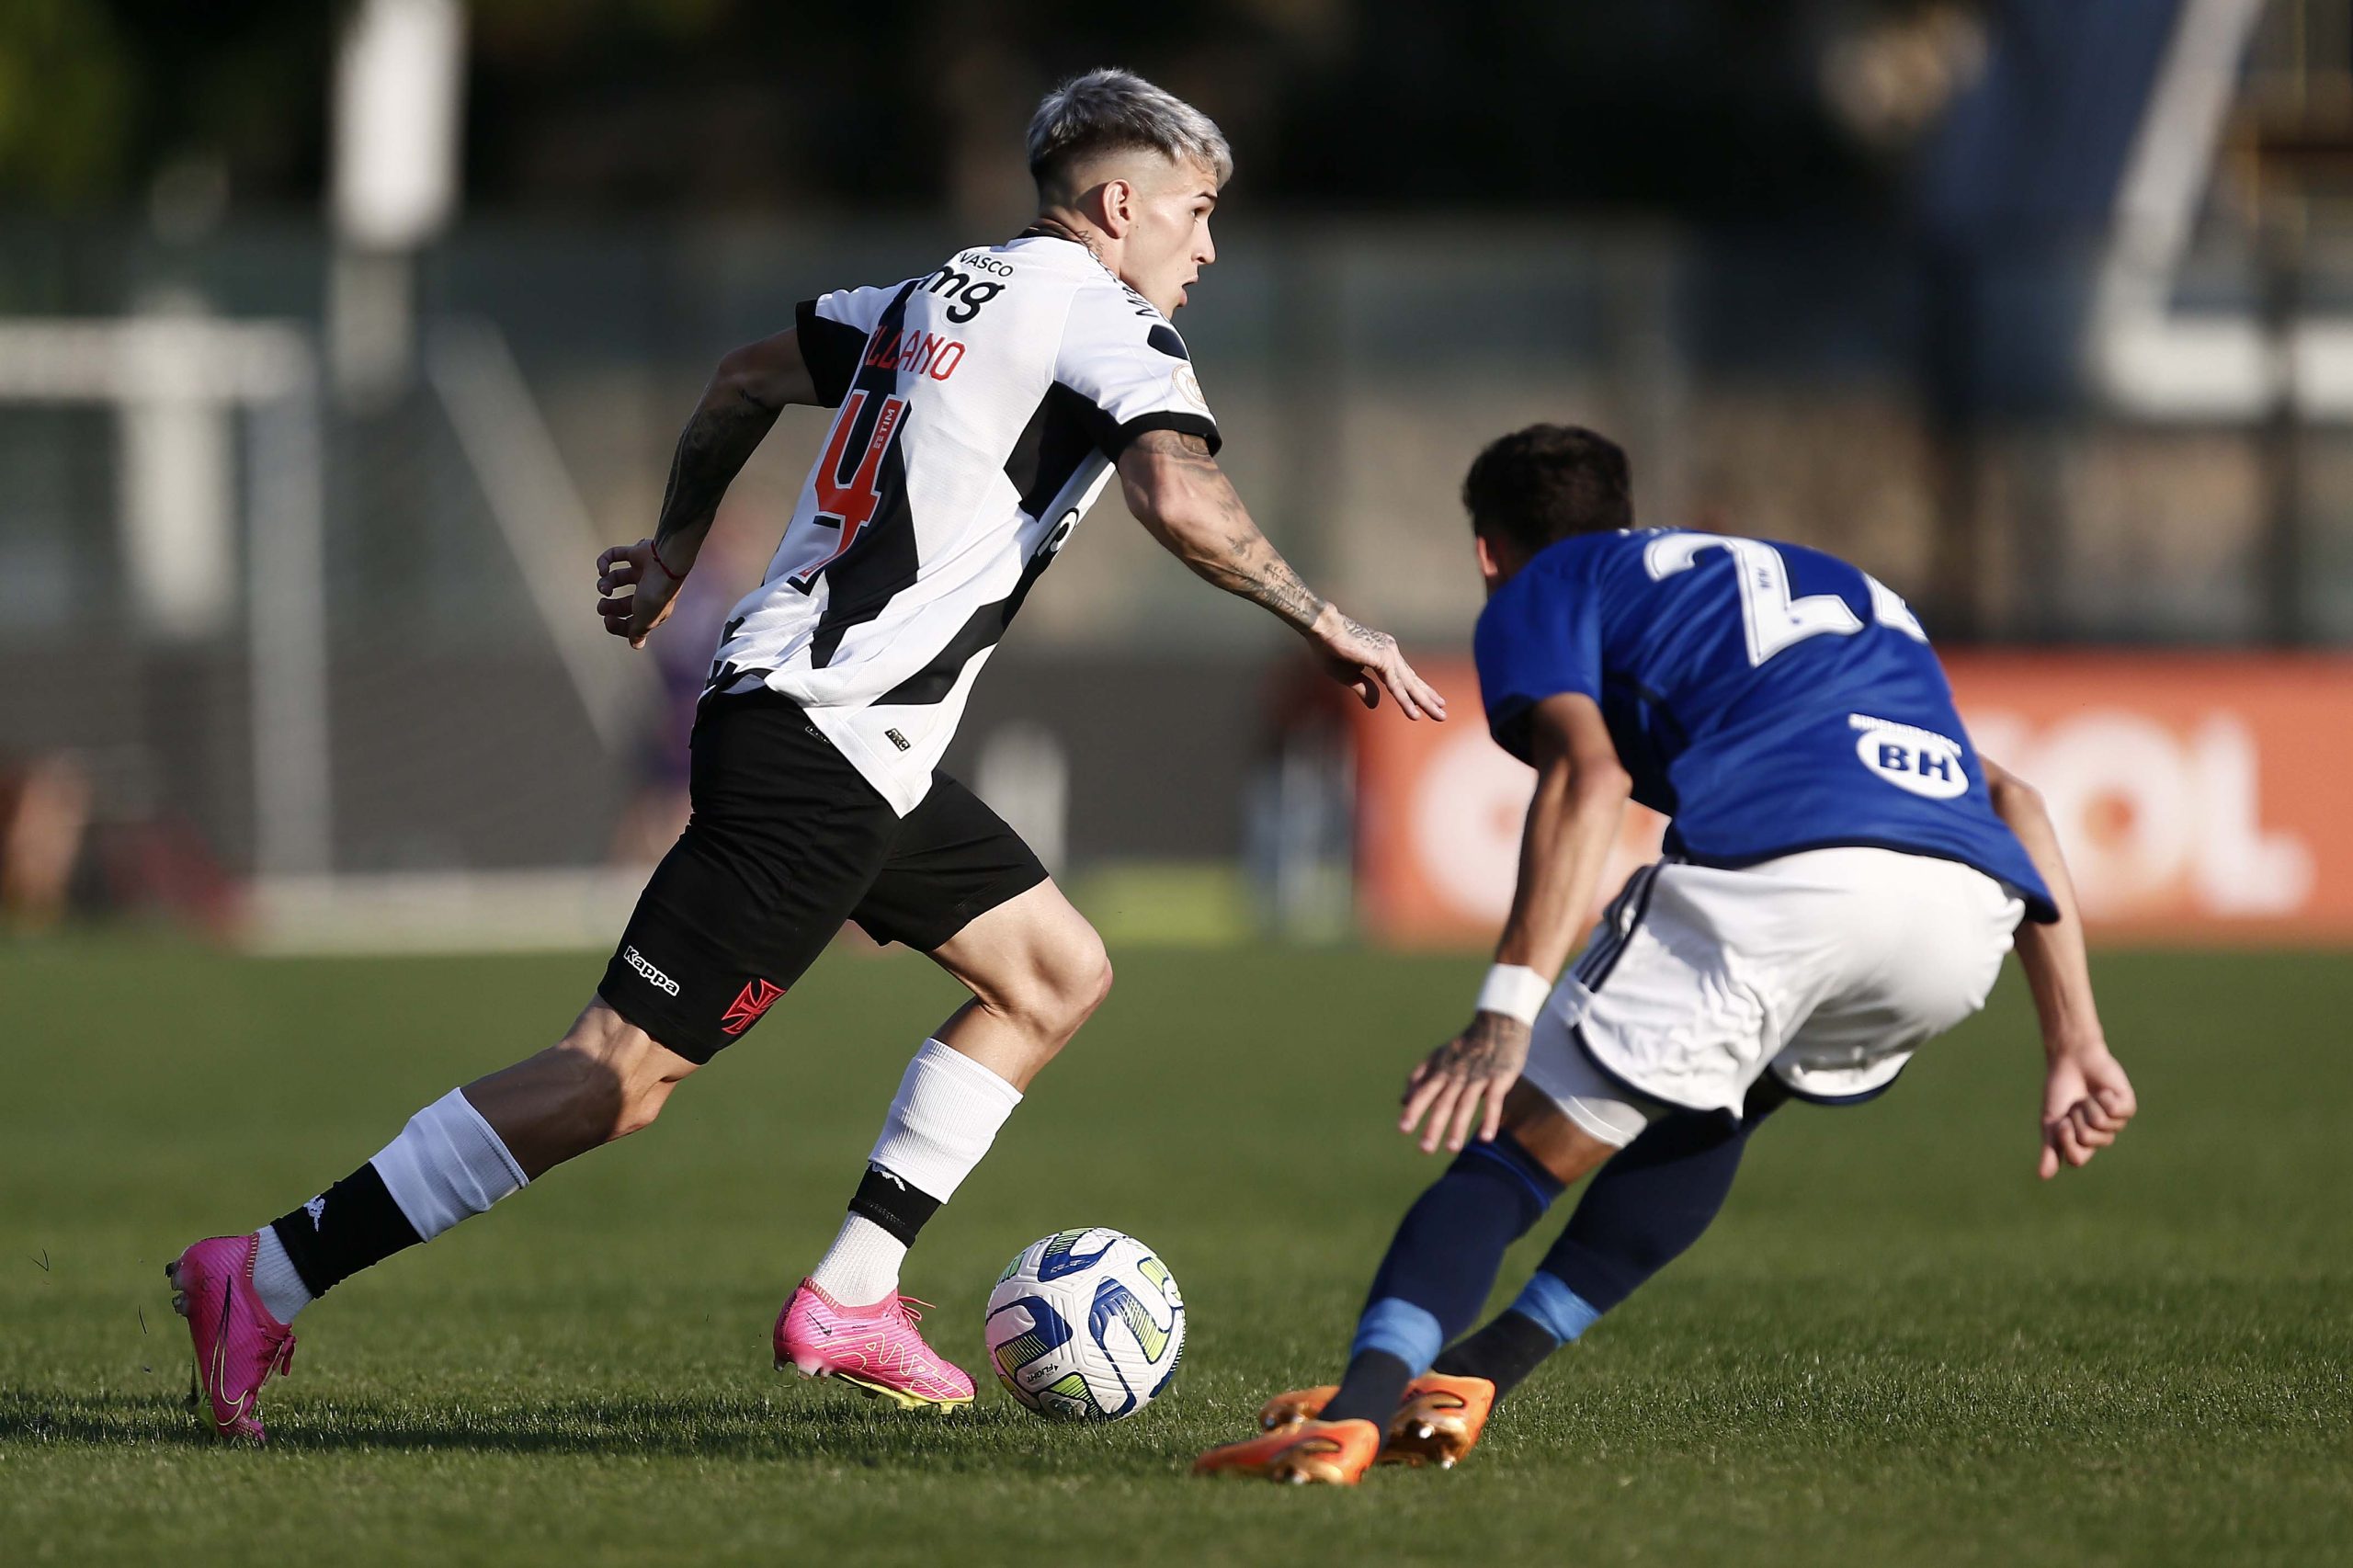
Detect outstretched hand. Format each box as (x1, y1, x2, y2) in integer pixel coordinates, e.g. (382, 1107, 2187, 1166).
(2038, 1042, 2136, 1179)
(1400, 1011, 1529, 1153)
(597, 540, 687, 650)
(1307, 605, 1447, 721)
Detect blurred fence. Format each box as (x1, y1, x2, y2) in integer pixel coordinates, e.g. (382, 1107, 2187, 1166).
(5, 213, 2352, 937)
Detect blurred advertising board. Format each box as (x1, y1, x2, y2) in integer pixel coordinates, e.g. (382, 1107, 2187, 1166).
(1352, 654, 2353, 948)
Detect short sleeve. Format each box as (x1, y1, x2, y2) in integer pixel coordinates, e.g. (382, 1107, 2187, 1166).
(795, 283, 905, 408)
(1052, 283, 1221, 459)
(1473, 562, 1603, 763)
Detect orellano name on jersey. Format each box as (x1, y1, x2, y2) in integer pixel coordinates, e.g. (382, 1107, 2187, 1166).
(863, 327, 968, 381)
(1849, 713, 1969, 800)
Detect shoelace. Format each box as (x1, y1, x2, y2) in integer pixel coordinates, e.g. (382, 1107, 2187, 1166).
(892, 1294, 937, 1327)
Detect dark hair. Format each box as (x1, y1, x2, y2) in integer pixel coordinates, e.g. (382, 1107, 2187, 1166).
(1461, 425, 1633, 555)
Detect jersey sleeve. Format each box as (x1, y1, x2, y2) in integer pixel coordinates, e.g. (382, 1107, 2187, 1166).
(794, 283, 904, 408)
(1052, 283, 1222, 459)
(1473, 562, 1603, 763)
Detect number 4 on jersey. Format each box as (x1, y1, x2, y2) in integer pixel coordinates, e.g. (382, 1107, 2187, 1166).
(790, 391, 908, 591)
(1643, 531, 1926, 666)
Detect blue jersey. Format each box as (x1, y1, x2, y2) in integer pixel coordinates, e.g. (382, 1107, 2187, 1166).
(1473, 529, 2056, 923)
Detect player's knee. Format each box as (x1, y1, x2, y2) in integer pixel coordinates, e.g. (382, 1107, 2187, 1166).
(1068, 938, 1114, 1025)
(1014, 926, 1111, 1047)
(1030, 927, 1110, 1036)
(550, 1006, 694, 1144)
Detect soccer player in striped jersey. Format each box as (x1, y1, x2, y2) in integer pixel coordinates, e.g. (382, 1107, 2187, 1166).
(1197, 425, 2135, 1484)
(166, 69, 1444, 1442)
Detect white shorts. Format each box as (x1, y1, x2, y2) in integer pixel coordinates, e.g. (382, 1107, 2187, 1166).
(1524, 847, 2024, 1146)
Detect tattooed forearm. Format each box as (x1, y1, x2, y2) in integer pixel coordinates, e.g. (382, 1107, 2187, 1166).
(1214, 533, 1325, 630)
(652, 382, 783, 555)
(1120, 429, 1327, 631)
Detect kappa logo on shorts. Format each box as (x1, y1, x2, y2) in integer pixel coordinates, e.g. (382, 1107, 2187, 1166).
(623, 945, 682, 996)
(721, 978, 786, 1036)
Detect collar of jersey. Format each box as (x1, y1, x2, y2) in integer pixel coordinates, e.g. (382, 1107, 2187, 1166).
(1008, 226, 1119, 280)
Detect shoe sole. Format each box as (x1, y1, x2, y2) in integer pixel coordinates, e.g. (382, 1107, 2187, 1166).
(774, 1353, 972, 1414)
(165, 1257, 264, 1446)
(1378, 1415, 1472, 1469)
(1197, 1448, 1367, 1485)
(1265, 1403, 1482, 1470)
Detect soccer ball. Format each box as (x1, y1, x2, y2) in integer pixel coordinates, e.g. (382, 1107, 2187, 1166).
(983, 1228, 1185, 1420)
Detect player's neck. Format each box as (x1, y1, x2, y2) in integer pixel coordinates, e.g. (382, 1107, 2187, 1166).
(1025, 211, 1119, 278)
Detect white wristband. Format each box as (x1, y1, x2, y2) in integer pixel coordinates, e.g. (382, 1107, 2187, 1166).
(1473, 963, 1552, 1027)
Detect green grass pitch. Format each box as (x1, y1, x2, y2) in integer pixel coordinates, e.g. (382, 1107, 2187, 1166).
(4, 938, 2349, 1564)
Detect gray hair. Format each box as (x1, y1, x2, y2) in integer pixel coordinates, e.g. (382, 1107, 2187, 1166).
(1026, 68, 1232, 190)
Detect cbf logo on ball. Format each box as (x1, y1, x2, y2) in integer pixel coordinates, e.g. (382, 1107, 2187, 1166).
(1850, 714, 1970, 800)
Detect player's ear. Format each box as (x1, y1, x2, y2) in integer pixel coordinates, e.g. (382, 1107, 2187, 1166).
(1475, 531, 1506, 591)
(1097, 176, 1137, 238)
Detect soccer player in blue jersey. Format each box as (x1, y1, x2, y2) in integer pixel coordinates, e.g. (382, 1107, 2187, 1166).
(1196, 424, 2137, 1484)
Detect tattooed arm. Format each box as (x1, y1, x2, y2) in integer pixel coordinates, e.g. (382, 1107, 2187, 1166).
(597, 329, 816, 649)
(1115, 428, 1447, 720)
(1401, 692, 1631, 1152)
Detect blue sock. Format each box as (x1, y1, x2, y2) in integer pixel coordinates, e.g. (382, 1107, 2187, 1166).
(1322, 1135, 1564, 1426)
(1539, 1101, 1766, 1314)
(1433, 1084, 1789, 1396)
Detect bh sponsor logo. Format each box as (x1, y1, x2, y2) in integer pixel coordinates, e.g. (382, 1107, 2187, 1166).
(1850, 714, 1969, 800)
(624, 945, 680, 996)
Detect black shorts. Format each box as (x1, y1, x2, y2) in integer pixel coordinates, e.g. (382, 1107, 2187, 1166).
(597, 689, 1049, 1063)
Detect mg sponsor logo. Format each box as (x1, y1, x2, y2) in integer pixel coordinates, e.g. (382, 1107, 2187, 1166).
(623, 945, 681, 996)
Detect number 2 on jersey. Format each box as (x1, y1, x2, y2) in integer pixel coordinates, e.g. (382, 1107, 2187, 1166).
(790, 390, 908, 591)
(1643, 531, 1926, 665)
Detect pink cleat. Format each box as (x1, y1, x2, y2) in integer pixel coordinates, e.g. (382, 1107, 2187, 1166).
(773, 1278, 974, 1412)
(166, 1235, 297, 1445)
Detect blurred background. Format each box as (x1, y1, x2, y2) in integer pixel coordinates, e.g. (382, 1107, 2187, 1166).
(4, 0, 2348, 954)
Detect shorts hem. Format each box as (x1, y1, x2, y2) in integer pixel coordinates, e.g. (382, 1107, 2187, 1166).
(1554, 1090, 1643, 1148)
(1566, 1024, 1722, 1119)
(596, 982, 723, 1067)
(858, 861, 1050, 951)
(1769, 1060, 1911, 1107)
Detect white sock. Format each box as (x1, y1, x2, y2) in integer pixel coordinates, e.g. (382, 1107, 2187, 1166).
(249, 1225, 314, 1324)
(808, 1215, 909, 1307)
(370, 1088, 529, 1243)
(808, 1040, 1022, 1305)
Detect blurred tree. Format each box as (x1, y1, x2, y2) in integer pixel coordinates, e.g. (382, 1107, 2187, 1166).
(0, 0, 331, 211)
(0, 0, 1966, 218)
(0, 0, 133, 204)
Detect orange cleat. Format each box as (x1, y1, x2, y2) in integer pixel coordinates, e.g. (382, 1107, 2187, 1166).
(1256, 1373, 1498, 1470)
(1192, 1418, 1381, 1485)
(1256, 1385, 1338, 1432)
(1380, 1373, 1495, 1470)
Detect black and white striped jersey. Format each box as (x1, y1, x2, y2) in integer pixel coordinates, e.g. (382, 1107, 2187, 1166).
(706, 232, 1220, 815)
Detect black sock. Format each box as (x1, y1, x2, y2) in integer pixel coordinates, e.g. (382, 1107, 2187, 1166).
(846, 1162, 942, 1245)
(1431, 1310, 1560, 1398)
(267, 1163, 423, 1299)
(1322, 1349, 1415, 1428)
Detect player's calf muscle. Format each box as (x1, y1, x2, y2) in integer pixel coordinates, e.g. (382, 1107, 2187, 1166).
(465, 1004, 698, 1176)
